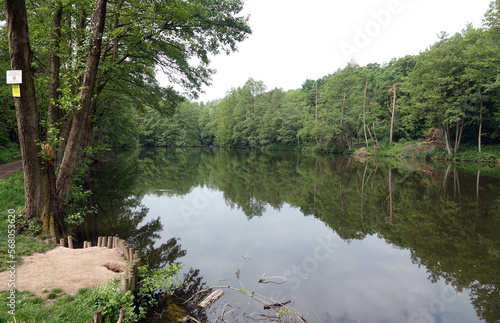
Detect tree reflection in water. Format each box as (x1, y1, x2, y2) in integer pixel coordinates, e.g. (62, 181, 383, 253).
(76, 148, 500, 322)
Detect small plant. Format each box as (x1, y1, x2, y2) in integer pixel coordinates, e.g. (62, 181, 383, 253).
(136, 263, 182, 309)
(47, 292, 59, 299)
(65, 185, 97, 229)
(64, 212, 86, 227)
(16, 217, 43, 236)
(276, 306, 290, 318)
(91, 278, 138, 323)
(88, 263, 182, 323)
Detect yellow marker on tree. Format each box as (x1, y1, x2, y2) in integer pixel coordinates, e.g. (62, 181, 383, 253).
(6, 70, 22, 97)
(12, 84, 20, 97)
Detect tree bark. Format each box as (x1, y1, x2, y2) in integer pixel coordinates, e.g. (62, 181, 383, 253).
(4, 0, 45, 221)
(389, 84, 397, 144)
(48, 1, 63, 130)
(478, 88, 483, 153)
(443, 126, 452, 155)
(363, 80, 369, 148)
(314, 81, 318, 121)
(54, 0, 108, 227)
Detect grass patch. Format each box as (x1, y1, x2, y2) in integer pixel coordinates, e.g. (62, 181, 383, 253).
(0, 289, 95, 323)
(0, 144, 20, 164)
(0, 171, 54, 271)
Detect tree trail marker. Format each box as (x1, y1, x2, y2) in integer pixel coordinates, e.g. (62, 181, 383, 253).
(6, 70, 22, 97)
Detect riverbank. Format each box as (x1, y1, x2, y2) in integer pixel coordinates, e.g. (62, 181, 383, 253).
(0, 169, 184, 323)
(353, 142, 500, 165)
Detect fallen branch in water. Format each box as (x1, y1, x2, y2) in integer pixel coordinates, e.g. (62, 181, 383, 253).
(263, 300, 291, 309)
(198, 289, 224, 308)
(181, 270, 310, 322)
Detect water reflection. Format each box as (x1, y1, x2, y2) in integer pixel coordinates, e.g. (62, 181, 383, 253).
(79, 148, 500, 322)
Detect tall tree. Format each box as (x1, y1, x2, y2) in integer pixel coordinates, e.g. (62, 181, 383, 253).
(4, 0, 44, 221)
(406, 32, 468, 155)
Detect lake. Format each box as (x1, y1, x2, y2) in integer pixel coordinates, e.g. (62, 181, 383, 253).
(79, 148, 500, 323)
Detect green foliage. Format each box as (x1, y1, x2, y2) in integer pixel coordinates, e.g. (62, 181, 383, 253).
(0, 290, 95, 323)
(65, 185, 96, 228)
(17, 217, 43, 236)
(90, 263, 182, 322)
(65, 162, 98, 229)
(138, 101, 202, 147)
(136, 263, 182, 308)
(0, 171, 55, 271)
(0, 145, 20, 164)
(91, 278, 138, 323)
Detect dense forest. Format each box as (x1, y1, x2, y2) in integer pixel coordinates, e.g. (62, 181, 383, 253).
(119, 2, 500, 154)
(2, 2, 500, 158)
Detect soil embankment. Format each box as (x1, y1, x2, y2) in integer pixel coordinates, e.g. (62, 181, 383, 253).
(0, 246, 127, 296)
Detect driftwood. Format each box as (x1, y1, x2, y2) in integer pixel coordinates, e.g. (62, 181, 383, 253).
(263, 300, 291, 310)
(180, 316, 202, 323)
(198, 289, 224, 308)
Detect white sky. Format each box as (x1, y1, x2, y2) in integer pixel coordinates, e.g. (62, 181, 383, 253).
(181, 0, 495, 102)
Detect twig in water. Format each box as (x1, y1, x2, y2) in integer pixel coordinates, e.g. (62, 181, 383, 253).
(264, 300, 291, 309)
(258, 273, 287, 285)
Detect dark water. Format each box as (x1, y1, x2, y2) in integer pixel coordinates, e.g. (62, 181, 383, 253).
(80, 148, 500, 323)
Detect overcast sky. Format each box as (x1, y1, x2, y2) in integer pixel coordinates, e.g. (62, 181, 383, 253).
(184, 0, 494, 102)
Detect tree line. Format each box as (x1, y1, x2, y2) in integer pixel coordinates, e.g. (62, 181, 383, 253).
(1, 0, 500, 238)
(131, 1, 500, 153)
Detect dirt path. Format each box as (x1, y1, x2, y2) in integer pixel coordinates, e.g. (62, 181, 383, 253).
(0, 246, 127, 296)
(0, 159, 23, 179)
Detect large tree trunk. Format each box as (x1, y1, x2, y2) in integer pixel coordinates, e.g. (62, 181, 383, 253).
(4, 0, 45, 221)
(54, 0, 108, 226)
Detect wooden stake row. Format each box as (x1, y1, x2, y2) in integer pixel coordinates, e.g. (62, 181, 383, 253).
(61, 236, 142, 296)
(96, 236, 142, 294)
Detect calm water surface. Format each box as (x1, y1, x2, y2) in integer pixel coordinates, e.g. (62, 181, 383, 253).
(81, 148, 500, 323)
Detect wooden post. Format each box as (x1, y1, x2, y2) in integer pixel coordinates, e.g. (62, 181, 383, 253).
(107, 236, 112, 249)
(134, 250, 140, 265)
(59, 238, 65, 247)
(88, 241, 92, 248)
(128, 248, 134, 262)
(122, 275, 129, 293)
(68, 236, 73, 249)
(93, 308, 102, 323)
(123, 244, 129, 260)
(97, 237, 102, 247)
(129, 264, 136, 293)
